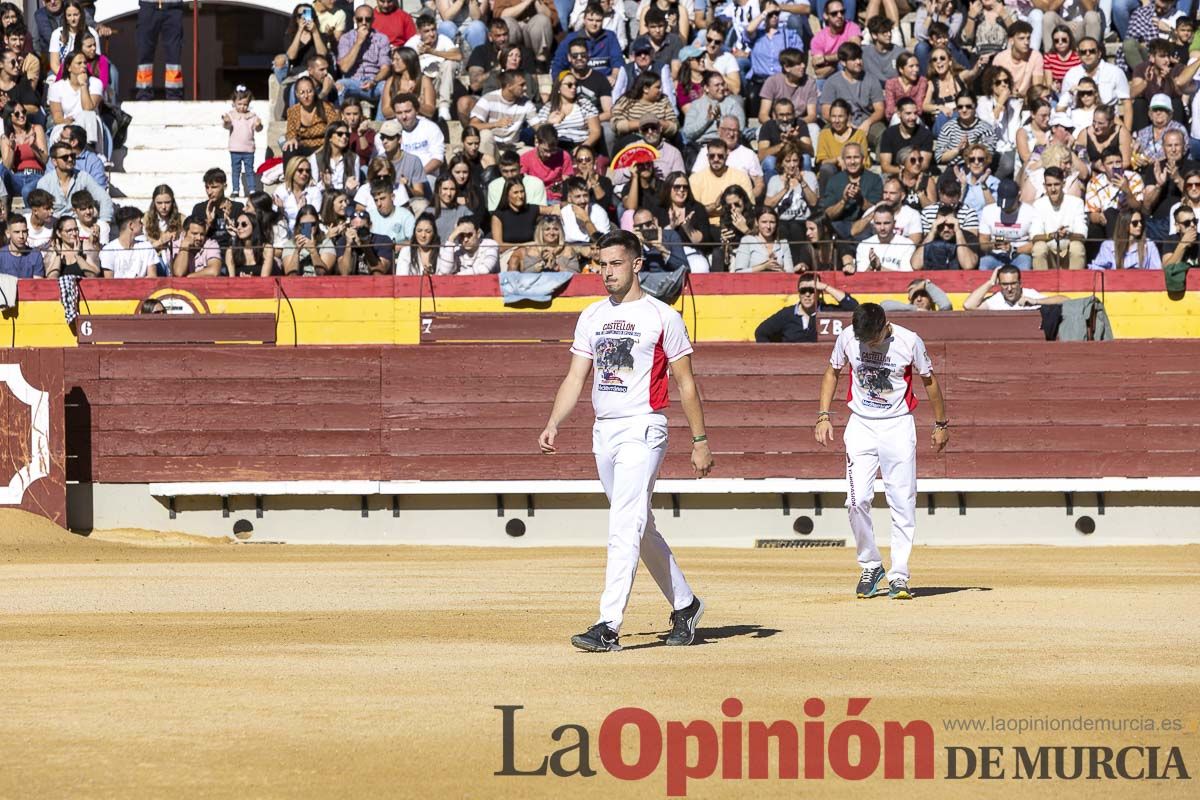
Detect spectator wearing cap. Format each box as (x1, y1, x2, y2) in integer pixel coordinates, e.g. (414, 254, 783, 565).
(336, 5, 391, 107)
(1130, 39, 1198, 130)
(693, 116, 765, 200)
(520, 125, 574, 203)
(375, 119, 429, 214)
(754, 272, 859, 344)
(757, 48, 818, 130)
(921, 175, 980, 235)
(934, 93, 999, 168)
(809, 1, 861, 81)
(819, 42, 885, 151)
(1086, 150, 1146, 243)
(979, 178, 1035, 271)
(551, 3, 623, 79)
(612, 35, 675, 106)
(1135, 94, 1188, 165)
(989, 20, 1044, 96)
(1059, 37, 1132, 129)
(1030, 166, 1087, 269)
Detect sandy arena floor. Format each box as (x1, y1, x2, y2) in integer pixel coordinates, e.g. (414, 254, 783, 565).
(0, 510, 1197, 799)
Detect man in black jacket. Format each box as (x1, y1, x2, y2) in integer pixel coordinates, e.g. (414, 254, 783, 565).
(755, 272, 859, 343)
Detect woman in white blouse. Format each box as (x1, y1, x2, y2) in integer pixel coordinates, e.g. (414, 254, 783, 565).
(272, 157, 324, 228)
(47, 51, 103, 148)
(733, 207, 795, 273)
(48, 1, 100, 82)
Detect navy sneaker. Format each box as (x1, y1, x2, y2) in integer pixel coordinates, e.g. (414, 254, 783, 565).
(665, 596, 705, 646)
(856, 565, 887, 598)
(889, 578, 913, 600)
(571, 622, 622, 652)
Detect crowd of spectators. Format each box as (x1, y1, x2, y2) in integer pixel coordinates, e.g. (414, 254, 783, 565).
(7, 0, 1200, 282)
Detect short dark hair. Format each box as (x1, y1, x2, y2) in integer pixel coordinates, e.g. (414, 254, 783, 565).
(997, 264, 1021, 281)
(852, 303, 888, 342)
(896, 96, 917, 112)
(27, 188, 53, 209)
(6, 213, 26, 228)
(645, 7, 667, 26)
(393, 92, 419, 111)
(415, 12, 437, 28)
(534, 124, 559, 147)
(499, 70, 526, 89)
(563, 176, 588, 195)
(497, 148, 521, 167)
(1043, 166, 1066, 183)
(203, 167, 227, 186)
(115, 206, 143, 230)
(779, 47, 805, 68)
(837, 41, 863, 62)
(1007, 19, 1033, 37)
(928, 21, 950, 39)
(183, 214, 207, 232)
(65, 125, 87, 146)
(370, 178, 393, 196)
(1148, 38, 1174, 56)
(70, 190, 96, 210)
(596, 229, 641, 261)
(867, 15, 894, 35)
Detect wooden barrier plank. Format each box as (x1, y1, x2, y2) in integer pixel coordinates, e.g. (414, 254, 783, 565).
(818, 311, 1045, 342)
(97, 430, 381, 458)
(945, 451, 1200, 478)
(77, 314, 277, 345)
(96, 347, 382, 380)
(63, 347, 100, 381)
(87, 378, 381, 406)
(97, 455, 382, 482)
(92, 404, 380, 432)
(420, 312, 578, 343)
(946, 426, 1200, 452)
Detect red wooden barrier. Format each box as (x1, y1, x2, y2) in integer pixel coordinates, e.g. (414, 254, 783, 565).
(63, 342, 1200, 483)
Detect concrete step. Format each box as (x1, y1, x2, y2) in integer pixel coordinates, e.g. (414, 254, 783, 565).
(121, 100, 271, 128)
(122, 148, 253, 175)
(110, 172, 222, 199)
(126, 125, 257, 150)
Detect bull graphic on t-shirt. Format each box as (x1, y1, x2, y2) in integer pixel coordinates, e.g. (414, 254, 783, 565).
(856, 364, 892, 399)
(596, 337, 636, 385)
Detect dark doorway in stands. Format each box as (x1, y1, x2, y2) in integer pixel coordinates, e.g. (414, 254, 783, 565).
(101, 5, 289, 101)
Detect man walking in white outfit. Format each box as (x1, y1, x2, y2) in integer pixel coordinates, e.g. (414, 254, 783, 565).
(540, 230, 714, 652)
(814, 304, 949, 600)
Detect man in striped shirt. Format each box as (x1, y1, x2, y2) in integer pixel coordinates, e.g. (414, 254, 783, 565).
(933, 94, 999, 168)
(920, 176, 980, 237)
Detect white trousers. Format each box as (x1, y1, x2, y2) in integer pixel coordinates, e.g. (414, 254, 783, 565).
(593, 414, 694, 633)
(844, 414, 917, 582)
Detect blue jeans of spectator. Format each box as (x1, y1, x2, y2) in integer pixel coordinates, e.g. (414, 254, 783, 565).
(230, 151, 254, 195)
(2, 165, 42, 204)
(339, 77, 384, 108)
(762, 154, 778, 185)
(1109, 0, 1138, 38)
(980, 252, 1033, 271)
(439, 19, 488, 50)
(554, 0, 575, 34)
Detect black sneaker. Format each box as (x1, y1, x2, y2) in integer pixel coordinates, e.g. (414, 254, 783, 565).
(889, 578, 913, 600)
(665, 596, 705, 646)
(571, 622, 622, 652)
(856, 565, 887, 598)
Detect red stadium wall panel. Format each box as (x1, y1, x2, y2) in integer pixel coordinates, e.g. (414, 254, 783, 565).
(0, 349, 66, 526)
(62, 341, 1200, 484)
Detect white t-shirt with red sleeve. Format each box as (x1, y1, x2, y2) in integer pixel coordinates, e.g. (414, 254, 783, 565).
(829, 323, 932, 419)
(570, 295, 694, 421)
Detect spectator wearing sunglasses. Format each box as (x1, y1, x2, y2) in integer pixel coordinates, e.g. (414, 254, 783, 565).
(934, 93, 999, 168)
(35, 139, 111, 221)
(335, 6, 391, 107)
(1059, 37, 1132, 129)
(754, 272, 859, 344)
(809, 2, 861, 81)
